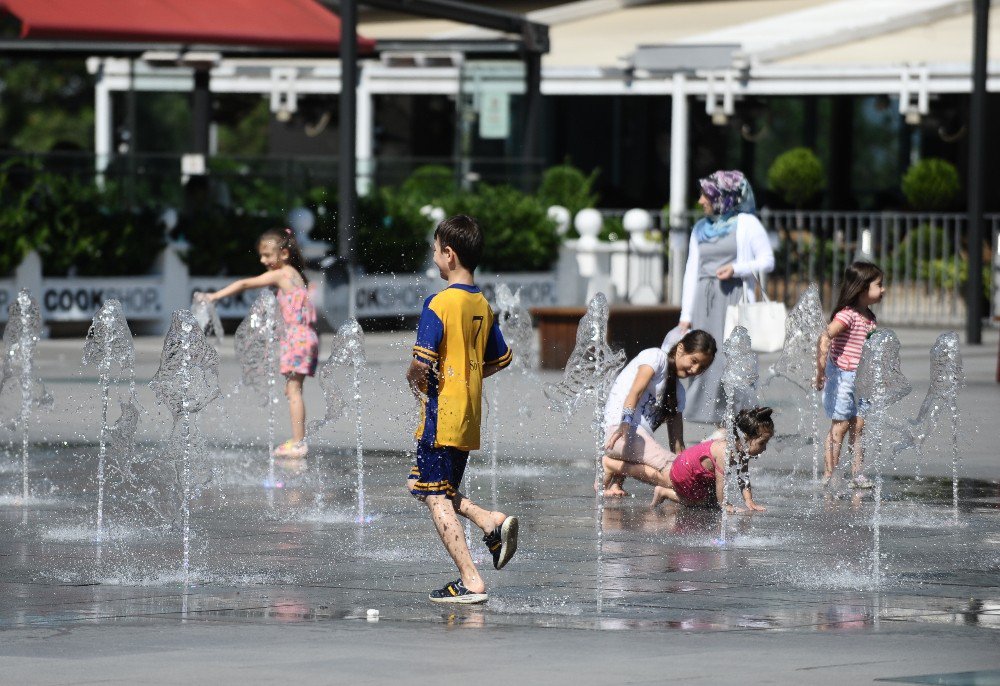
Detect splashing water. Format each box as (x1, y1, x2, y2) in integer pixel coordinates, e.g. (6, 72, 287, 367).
(720, 326, 758, 540)
(316, 319, 368, 523)
(488, 284, 538, 507)
(82, 299, 136, 541)
(769, 284, 825, 481)
(495, 284, 538, 373)
(1, 290, 52, 502)
(191, 297, 224, 347)
(893, 332, 964, 511)
(234, 292, 285, 488)
(149, 310, 220, 581)
(545, 294, 625, 420)
(545, 293, 625, 612)
(855, 328, 911, 589)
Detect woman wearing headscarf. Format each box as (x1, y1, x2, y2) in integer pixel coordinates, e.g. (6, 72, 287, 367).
(678, 170, 774, 428)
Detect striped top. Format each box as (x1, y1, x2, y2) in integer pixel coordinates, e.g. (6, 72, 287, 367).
(829, 307, 877, 371)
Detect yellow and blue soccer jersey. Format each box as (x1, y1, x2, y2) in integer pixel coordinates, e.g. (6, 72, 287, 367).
(413, 284, 512, 450)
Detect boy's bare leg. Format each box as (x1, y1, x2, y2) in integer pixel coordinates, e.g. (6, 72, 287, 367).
(452, 491, 505, 533)
(424, 494, 485, 593)
(824, 420, 849, 478)
(848, 416, 865, 477)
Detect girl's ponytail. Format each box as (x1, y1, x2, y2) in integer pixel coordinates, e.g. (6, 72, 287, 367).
(733, 406, 774, 441)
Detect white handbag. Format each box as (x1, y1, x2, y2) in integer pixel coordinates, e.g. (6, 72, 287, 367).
(724, 273, 786, 353)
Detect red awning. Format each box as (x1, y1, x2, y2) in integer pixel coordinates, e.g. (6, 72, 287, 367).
(0, 0, 375, 54)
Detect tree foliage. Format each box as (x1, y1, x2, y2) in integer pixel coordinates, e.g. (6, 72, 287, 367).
(767, 147, 826, 208)
(901, 158, 960, 211)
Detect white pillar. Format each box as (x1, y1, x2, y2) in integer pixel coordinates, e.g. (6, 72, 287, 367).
(668, 72, 690, 306)
(94, 61, 113, 184)
(356, 68, 374, 197)
(669, 72, 689, 230)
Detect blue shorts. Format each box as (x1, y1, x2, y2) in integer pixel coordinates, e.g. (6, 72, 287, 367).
(408, 439, 469, 500)
(823, 360, 869, 420)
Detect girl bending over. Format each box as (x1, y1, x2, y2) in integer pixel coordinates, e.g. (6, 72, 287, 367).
(600, 330, 717, 497)
(605, 407, 774, 512)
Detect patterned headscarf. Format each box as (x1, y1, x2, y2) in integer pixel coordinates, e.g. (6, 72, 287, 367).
(694, 170, 756, 242)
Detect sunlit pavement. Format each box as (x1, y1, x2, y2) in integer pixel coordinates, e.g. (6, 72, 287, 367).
(0, 326, 997, 685)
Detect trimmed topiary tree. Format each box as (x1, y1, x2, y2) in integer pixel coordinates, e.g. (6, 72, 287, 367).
(400, 164, 457, 206)
(767, 147, 826, 208)
(536, 162, 599, 216)
(446, 183, 560, 272)
(901, 158, 960, 211)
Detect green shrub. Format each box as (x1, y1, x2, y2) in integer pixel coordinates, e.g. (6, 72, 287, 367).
(445, 183, 559, 272)
(923, 259, 991, 299)
(901, 158, 960, 211)
(208, 158, 291, 216)
(0, 160, 166, 276)
(601, 215, 624, 242)
(767, 147, 826, 208)
(179, 208, 274, 276)
(0, 160, 44, 275)
(356, 188, 432, 274)
(400, 165, 457, 206)
(536, 162, 599, 216)
(890, 224, 954, 281)
(772, 232, 837, 279)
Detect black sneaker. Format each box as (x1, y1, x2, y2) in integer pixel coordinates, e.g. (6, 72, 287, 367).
(428, 579, 488, 604)
(483, 515, 519, 570)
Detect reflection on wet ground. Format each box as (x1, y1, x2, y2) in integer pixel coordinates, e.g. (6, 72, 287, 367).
(1, 444, 998, 634)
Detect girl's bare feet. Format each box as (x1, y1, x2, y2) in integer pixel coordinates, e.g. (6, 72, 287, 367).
(594, 481, 630, 498)
(606, 483, 629, 497)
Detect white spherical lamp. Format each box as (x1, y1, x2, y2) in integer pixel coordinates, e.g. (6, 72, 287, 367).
(574, 208, 603, 240)
(622, 208, 652, 235)
(547, 205, 571, 236)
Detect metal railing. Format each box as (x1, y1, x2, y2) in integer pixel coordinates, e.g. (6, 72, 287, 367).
(757, 209, 997, 327)
(596, 207, 997, 326)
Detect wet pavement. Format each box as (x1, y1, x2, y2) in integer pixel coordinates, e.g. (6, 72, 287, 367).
(0, 327, 998, 684)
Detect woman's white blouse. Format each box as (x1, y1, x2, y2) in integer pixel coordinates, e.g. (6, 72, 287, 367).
(680, 213, 775, 323)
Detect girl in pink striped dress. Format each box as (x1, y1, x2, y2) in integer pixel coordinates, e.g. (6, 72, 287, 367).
(815, 262, 885, 489)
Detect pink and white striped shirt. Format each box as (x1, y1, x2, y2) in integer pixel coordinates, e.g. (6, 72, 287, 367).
(829, 308, 877, 371)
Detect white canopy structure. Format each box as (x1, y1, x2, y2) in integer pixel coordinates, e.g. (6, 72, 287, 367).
(90, 0, 998, 222)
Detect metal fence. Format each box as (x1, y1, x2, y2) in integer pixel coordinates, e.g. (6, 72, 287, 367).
(758, 209, 998, 327)
(597, 208, 998, 326)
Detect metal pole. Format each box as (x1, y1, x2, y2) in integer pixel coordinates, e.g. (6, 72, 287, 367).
(191, 69, 211, 155)
(338, 0, 358, 265)
(967, 0, 989, 344)
(522, 52, 542, 191)
(127, 59, 138, 208)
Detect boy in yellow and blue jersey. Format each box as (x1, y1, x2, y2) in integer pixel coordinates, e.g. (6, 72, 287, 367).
(406, 215, 517, 604)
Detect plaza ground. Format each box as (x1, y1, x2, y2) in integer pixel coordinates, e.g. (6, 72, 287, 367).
(0, 325, 997, 685)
